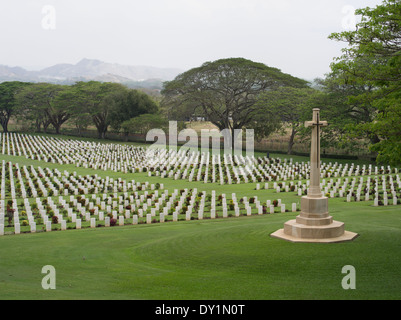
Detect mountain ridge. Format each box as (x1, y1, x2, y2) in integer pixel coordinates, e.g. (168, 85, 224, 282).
(0, 58, 183, 86)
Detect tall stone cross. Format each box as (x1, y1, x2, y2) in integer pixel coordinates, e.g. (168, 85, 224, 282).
(305, 108, 328, 198)
(270, 107, 358, 243)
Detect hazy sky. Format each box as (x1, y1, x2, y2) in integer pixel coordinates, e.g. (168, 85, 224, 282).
(0, 0, 384, 80)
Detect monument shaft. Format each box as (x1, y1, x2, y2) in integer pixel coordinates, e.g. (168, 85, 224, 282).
(306, 108, 327, 198)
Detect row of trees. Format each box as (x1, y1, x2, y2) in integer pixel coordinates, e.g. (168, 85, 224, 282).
(161, 0, 401, 166)
(0, 81, 159, 139)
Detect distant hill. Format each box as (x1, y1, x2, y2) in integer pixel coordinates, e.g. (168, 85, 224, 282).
(0, 58, 183, 89)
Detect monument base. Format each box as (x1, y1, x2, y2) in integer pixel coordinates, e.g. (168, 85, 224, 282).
(270, 228, 359, 243)
(270, 195, 358, 243)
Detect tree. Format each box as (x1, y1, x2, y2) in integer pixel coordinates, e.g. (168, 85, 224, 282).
(161, 58, 308, 150)
(0, 81, 31, 132)
(312, 72, 378, 153)
(72, 112, 92, 137)
(329, 0, 401, 165)
(109, 88, 159, 132)
(70, 81, 127, 139)
(15, 83, 70, 134)
(256, 87, 319, 155)
(121, 114, 169, 137)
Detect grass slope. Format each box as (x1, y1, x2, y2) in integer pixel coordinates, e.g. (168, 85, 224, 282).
(0, 199, 400, 300)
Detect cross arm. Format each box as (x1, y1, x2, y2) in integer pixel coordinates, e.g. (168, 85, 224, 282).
(305, 121, 328, 127)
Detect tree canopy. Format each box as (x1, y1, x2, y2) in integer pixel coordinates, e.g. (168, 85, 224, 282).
(121, 113, 169, 136)
(3, 80, 159, 138)
(16, 83, 69, 134)
(161, 58, 309, 149)
(329, 0, 401, 165)
(109, 88, 159, 132)
(0, 81, 31, 132)
(67, 81, 127, 139)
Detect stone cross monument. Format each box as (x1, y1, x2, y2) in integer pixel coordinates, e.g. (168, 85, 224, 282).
(271, 108, 358, 243)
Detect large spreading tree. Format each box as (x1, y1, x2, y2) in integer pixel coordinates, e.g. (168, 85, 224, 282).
(68, 81, 127, 139)
(329, 0, 401, 165)
(16, 83, 70, 134)
(161, 58, 308, 149)
(0, 81, 31, 133)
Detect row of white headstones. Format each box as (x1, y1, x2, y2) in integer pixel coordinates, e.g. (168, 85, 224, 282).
(0, 184, 299, 236)
(256, 174, 401, 205)
(148, 148, 397, 184)
(1, 132, 398, 185)
(0, 132, 148, 173)
(0, 160, 161, 200)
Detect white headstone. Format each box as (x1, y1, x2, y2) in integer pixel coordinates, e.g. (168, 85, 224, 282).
(247, 206, 252, 216)
(14, 223, 20, 235)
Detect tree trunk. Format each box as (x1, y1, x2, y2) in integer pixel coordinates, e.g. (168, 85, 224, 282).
(43, 122, 50, 134)
(35, 119, 42, 133)
(0, 111, 11, 133)
(54, 124, 61, 134)
(287, 127, 297, 155)
(98, 128, 107, 139)
(1, 121, 8, 133)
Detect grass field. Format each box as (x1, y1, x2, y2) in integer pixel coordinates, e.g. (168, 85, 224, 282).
(1, 200, 400, 300)
(0, 136, 400, 300)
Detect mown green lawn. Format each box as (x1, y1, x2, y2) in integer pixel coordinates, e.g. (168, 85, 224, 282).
(0, 144, 400, 300)
(0, 198, 400, 300)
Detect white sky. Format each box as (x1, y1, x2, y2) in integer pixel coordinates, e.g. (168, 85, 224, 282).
(0, 0, 384, 80)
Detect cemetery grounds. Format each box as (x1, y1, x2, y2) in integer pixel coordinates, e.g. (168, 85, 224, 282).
(0, 132, 400, 300)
